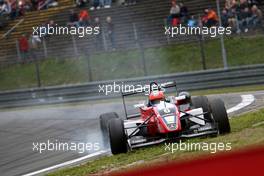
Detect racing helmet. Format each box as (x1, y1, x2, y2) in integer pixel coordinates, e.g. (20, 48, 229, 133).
(149, 91, 165, 101)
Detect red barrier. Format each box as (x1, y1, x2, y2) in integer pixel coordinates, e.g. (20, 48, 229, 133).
(112, 146, 264, 176)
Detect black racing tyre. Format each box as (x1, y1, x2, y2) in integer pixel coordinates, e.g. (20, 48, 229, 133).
(108, 118, 128, 154)
(191, 96, 211, 121)
(99, 112, 119, 135)
(209, 98, 231, 134)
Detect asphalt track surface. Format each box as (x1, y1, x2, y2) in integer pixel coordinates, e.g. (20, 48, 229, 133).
(0, 91, 263, 176)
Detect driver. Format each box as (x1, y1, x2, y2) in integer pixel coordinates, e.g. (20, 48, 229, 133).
(148, 90, 165, 106)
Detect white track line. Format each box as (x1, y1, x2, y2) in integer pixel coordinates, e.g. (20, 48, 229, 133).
(22, 150, 108, 176)
(23, 94, 255, 176)
(227, 94, 255, 114)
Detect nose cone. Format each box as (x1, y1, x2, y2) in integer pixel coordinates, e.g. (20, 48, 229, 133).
(163, 115, 177, 130)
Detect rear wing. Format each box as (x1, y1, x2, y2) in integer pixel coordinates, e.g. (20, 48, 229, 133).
(121, 81, 177, 119)
(121, 81, 177, 96)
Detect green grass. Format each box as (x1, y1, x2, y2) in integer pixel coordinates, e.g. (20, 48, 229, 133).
(0, 59, 90, 90)
(47, 108, 264, 176)
(0, 35, 264, 91)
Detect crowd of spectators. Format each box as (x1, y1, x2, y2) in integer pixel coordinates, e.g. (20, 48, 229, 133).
(18, 6, 116, 60)
(221, 0, 263, 33)
(67, 9, 91, 27)
(0, 0, 58, 30)
(167, 0, 189, 26)
(167, 0, 220, 28)
(0, 0, 58, 17)
(89, 0, 112, 10)
(18, 32, 41, 63)
(1, 0, 139, 30)
(75, 0, 137, 10)
(67, 9, 116, 50)
(10, 0, 264, 63)
(75, 0, 112, 10)
(167, 0, 212, 28)
(167, 0, 263, 33)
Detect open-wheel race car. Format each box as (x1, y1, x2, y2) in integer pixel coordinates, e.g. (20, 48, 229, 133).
(99, 82, 231, 155)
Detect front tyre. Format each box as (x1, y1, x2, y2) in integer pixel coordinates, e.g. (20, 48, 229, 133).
(99, 112, 119, 136)
(108, 118, 128, 154)
(99, 112, 119, 147)
(192, 96, 211, 121)
(209, 98, 231, 134)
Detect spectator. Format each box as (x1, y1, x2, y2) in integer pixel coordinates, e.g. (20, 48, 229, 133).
(24, 0, 33, 11)
(18, 0, 26, 16)
(90, 0, 104, 10)
(225, 0, 237, 10)
(42, 20, 56, 36)
(221, 9, 229, 27)
(10, 0, 17, 19)
(202, 8, 218, 27)
(239, 7, 252, 32)
(239, 0, 249, 10)
(93, 17, 102, 50)
(187, 15, 197, 27)
(29, 34, 41, 60)
(167, 0, 180, 26)
(18, 34, 29, 63)
(76, 0, 87, 8)
(39, 22, 48, 37)
(179, 2, 188, 23)
(250, 5, 263, 28)
(48, 19, 55, 27)
(106, 16, 115, 50)
(0, 0, 11, 15)
(67, 9, 79, 27)
(46, 0, 58, 8)
(227, 8, 237, 24)
(79, 9, 90, 26)
(104, 0, 111, 8)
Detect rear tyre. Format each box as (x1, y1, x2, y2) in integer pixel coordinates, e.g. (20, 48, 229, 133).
(209, 98, 231, 134)
(109, 118, 128, 154)
(191, 96, 211, 121)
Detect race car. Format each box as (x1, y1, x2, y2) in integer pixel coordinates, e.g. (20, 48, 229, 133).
(99, 82, 231, 155)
